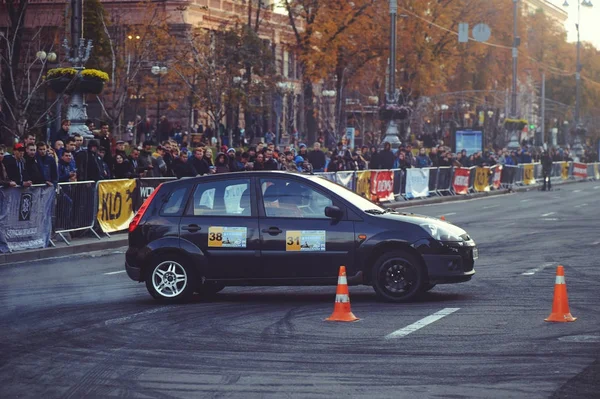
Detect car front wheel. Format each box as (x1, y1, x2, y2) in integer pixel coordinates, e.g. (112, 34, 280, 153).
(146, 256, 196, 302)
(372, 251, 424, 302)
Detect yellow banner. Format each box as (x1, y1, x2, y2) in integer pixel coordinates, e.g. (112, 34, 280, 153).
(356, 171, 371, 200)
(474, 167, 490, 192)
(523, 164, 536, 185)
(561, 162, 569, 180)
(97, 179, 137, 233)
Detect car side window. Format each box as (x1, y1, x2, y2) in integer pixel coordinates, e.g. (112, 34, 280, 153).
(160, 187, 189, 216)
(260, 178, 333, 219)
(187, 179, 251, 217)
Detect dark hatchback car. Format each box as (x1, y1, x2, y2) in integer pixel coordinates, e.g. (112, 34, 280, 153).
(126, 171, 477, 303)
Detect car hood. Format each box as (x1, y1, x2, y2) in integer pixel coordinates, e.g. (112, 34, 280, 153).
(374, 211, 471, 239)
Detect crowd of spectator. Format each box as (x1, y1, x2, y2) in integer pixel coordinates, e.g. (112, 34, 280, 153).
(1, 119, 598, 188)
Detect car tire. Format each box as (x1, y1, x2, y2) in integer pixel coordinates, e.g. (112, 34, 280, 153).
(372, 250, 424, 302)
(146, 255, 196, 303)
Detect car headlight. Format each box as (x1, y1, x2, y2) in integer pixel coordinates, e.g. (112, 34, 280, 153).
(420, 223, 464, 242)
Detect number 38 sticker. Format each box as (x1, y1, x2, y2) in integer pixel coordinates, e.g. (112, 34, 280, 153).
(208, 226, 247, 248)
(286, 230, 326, 252)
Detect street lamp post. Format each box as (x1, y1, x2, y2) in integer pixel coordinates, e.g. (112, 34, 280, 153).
(563, 0, 593, 160)
(321, 89, 336, 134)
(36, 50, 57, 143)
(151, 64, 168, 141)
(380, 0, 403, 149)
(276, 82, 294, 145)
(506, 0, 522, 150)
(62, 0, 94, 138)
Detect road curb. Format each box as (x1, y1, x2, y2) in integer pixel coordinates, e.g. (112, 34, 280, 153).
(0, 236, 128, 266)
(387, 178, 583, 209)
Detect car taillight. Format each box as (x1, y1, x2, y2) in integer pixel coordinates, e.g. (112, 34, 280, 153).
(129, 184, 162, 233)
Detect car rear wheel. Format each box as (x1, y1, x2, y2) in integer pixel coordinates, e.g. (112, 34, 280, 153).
(146, 256, 196, 302)
(372, 251, 424, 302)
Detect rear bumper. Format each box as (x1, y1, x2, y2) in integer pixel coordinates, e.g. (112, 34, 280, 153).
(125, 260, 142, 281)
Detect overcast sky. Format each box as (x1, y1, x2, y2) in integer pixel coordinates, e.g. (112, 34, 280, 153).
(548, 0, 600, 49)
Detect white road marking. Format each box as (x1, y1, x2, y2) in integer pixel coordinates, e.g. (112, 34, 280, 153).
(573, 190, 581, 193)
(541, 212, 555, 217)
(385, 308, 460, 339)
(542, 218, 559, 221)
(594, 186, 600, 190)
(592, 241, 600, 246)
(522, 262, 554, 276)
(483, 205, 500, 209)
(435, 212, 457, 217)
(520, 199, 532, 202)
(574, 203, 588, 208)
(103, 270, 126, 275)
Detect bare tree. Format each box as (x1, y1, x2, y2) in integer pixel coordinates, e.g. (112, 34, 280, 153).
(0, 1, 62, 142)
(93, 0, 173, 143)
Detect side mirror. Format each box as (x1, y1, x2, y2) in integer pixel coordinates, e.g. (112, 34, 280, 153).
(324, 205, 343, 220)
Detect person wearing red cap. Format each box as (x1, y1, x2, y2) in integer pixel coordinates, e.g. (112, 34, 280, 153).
(2, 143, 32, 187)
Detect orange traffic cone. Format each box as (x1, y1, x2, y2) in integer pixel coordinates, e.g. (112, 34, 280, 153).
(326, 266, 359, 322)
(545, 265, 577, 322)
(440, 215, 446, 221)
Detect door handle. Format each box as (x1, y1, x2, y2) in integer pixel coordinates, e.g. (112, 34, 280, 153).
(181, 224, 201, 232)
(261, 227, 282, 235)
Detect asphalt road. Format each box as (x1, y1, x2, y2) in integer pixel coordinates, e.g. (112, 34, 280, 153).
(1, 181, 599, 398)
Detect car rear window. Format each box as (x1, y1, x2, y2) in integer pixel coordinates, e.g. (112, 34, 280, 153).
(160, 187, 189, 216)
(187, 179, 251, 217)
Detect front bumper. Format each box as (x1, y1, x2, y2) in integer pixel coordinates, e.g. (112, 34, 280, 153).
(422, 242, 477, 284)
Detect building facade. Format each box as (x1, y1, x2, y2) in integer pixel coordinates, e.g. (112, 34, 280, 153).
(1, 0, 303, 142)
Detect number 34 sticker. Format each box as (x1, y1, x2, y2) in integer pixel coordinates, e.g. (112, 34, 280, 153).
(286, 230, 326, 252)
(208, 226, 247, 248)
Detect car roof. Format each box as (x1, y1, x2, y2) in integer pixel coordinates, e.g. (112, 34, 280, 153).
(162, 171, 314, 187)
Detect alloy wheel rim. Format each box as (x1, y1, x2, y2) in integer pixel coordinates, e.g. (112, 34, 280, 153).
(380, 259, 415, 295)
(152, 261, 187, 297)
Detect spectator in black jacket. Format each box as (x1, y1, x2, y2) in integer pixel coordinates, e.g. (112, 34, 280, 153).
(75, 139, 104, 181)
(307, 142, 326, 172)
(263, 149, 279, 170)
(114, 140, 128, 161)
(378, 142, 396, 169)
(97, 147, 112, 179)
(214, 152, 230, 174)
(128, 148, 148, 177)
(0, 145, 17, 187)
(95, 122, 114, 169)
(173, 152, 198, 178)
(113, 154, 135, 179)
(51, 119, 71, 146)
(368, 146, 379, 169)
(24, 143, 46, 185)
(35, 142, 58, 186)
(191, 148, 210, 176)
(2, 143, 31, 186)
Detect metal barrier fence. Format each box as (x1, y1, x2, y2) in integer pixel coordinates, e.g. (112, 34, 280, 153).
(314, 162, 600, 202)
(54, 180, 100, 244)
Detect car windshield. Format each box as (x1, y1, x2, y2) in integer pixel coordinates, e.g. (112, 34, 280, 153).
(307, 176, 386, 212)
